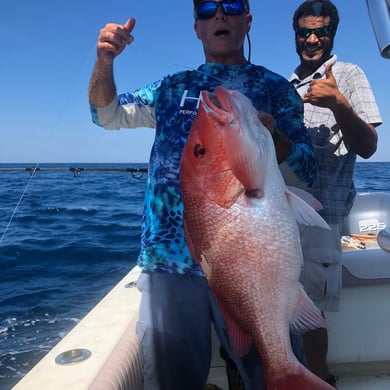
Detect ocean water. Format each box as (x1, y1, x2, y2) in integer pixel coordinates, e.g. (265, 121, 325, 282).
(0, 163, 146, 389)
(0, 162, 389, 389)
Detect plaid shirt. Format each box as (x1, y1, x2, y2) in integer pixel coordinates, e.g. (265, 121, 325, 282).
(290, 55, 382, 223)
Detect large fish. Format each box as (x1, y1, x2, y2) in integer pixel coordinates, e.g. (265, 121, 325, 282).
(180, 86, 334, 390)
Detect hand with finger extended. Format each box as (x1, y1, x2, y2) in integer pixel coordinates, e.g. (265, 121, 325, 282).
(302, 64, 342, 110)
(97, 18, 135, 66)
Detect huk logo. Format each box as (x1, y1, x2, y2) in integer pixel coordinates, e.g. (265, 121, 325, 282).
(179, 90, 202, 116)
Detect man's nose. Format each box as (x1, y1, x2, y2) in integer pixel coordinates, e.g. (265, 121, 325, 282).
(306, 32, 320, 43)
(215, 3, 225, 19)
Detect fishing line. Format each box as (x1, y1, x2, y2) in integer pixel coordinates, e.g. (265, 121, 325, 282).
(128, 46, 245, 86)
(0, 173, 36, 246)
(0, 45, 98, 248)
(0, 44, 195, 248)
(1, 36, 249, 247)
(128, 46, 227, 84)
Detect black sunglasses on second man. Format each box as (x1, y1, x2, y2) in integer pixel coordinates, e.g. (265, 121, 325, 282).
(295, 26, 332, 39)
(196, 0, 246, 20)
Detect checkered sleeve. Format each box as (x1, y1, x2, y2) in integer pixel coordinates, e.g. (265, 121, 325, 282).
(334, 62, 382, 126)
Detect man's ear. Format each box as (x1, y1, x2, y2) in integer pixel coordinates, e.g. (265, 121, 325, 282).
(246, 14, 252, 33)
(194, 21, 201, 39)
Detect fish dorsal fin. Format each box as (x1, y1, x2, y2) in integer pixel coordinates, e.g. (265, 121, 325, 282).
(290, 284, 327, 334)
(216, 297, 253, 357)
(285, 188, 330, 230)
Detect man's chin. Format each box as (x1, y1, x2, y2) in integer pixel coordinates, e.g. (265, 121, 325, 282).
(300, 56, 323, 71)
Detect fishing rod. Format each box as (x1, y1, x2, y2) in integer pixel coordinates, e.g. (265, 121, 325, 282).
(0, 166, 148, 179)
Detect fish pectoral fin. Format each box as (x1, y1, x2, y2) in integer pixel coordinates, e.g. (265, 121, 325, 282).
(228, 322, 253, 358)
(285, 189, 330, 230)
(217, 298, 253, 357)
(290, 284, 327, 334)
(286, 186, 323, 211)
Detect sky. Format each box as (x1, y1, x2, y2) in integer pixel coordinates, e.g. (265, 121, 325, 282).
(0, 0, 389, 163)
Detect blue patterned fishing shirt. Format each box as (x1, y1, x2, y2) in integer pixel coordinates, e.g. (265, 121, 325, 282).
(91, 62, 316, 275)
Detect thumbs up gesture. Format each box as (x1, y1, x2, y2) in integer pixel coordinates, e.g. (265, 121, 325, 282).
(303, 64, 342, 110)
(97, 18, 136, 65)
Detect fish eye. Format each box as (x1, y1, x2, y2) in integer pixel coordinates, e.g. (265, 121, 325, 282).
(194, 144, 206, 159)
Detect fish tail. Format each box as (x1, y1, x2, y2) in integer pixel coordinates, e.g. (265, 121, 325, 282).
(267, 365, 335, 390)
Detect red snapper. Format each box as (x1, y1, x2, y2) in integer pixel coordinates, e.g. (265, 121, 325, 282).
(180, 86, 334, 390)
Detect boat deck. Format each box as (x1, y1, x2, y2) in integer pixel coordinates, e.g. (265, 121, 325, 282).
(207, 354, 390, 389)
(207, 369, 390, 390)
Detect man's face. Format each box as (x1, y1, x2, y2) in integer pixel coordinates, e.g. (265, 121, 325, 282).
(295, 15, 333, 69)
(194, 0, 252, 64)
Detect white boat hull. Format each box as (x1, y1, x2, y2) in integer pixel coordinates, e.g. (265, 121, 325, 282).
(12, 267, 144, 390)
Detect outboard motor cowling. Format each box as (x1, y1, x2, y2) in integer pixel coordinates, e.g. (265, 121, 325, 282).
(342, 192, 390, 235)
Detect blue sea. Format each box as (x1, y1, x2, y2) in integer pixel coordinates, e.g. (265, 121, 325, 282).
(1, 162, 389, 389)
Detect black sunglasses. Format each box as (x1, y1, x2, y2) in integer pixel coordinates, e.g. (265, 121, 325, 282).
(295, 26, 332, 39)
(196, 0, 246, 20)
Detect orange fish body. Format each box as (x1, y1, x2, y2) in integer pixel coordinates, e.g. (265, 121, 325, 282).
(180, 86, 334, 389)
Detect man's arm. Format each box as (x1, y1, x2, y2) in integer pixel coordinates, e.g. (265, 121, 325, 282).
(89, 61, 116, 107)
(88, 18, 135, 108)
(304, 64, 378, 159)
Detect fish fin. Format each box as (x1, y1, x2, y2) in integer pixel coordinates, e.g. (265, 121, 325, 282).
(286, 186, 323, 211)
(290, 284, 326, 335)
(285, 189, 330, 230)
(217, 298, 253, 357)
(266, 364, 335, 390)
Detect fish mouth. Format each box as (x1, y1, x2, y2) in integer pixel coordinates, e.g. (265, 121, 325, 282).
(205, 92, 223, 110)
(201, 90, 224, 113)
(202, 87, 234, 114)
(201, 89, 236, 129)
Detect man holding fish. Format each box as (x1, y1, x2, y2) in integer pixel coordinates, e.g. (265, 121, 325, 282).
(89, 1, 333, 389)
